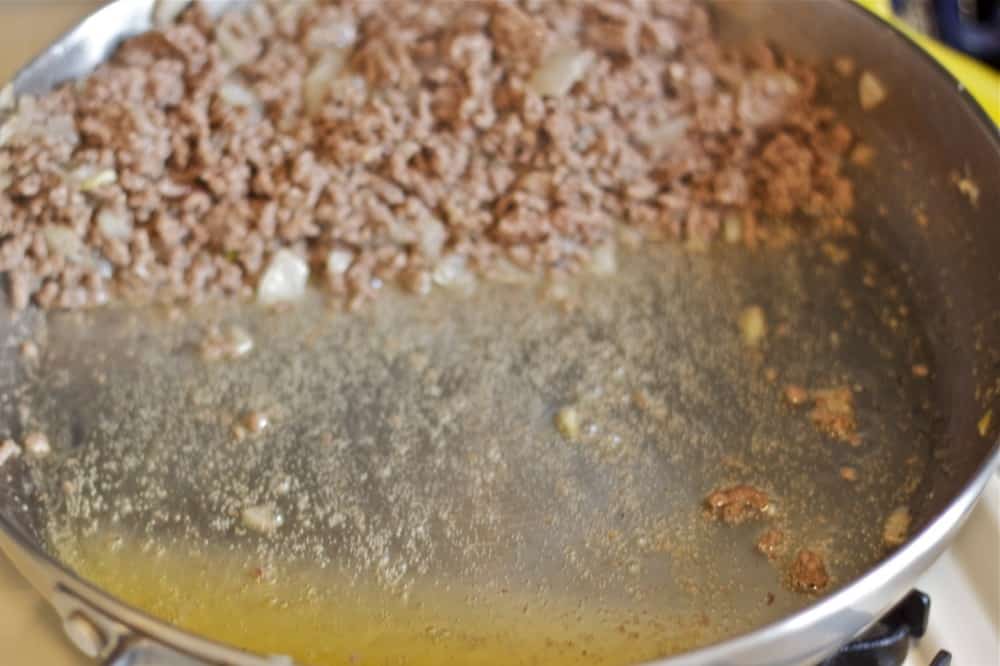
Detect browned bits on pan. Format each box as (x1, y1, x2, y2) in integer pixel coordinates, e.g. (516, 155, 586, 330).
(786, 384, 861, 445)
(833, 56, 855, 77)
(755, 528, 785, 558)
(882, 506, 911, 549)
(783, 385, 809, 406)
(788, 549, 830, 593)
(839, 466, 858, 482)
(705, 484, 770, 525)
(0, 0, 857, 311)
(809, 387, 860, 446)
(242, 410, 270, 435)
(820, 242, 850, 266)
(200, 325, 254, 361)
(850, 143, 875, 167)
(631, 389, 667, 421)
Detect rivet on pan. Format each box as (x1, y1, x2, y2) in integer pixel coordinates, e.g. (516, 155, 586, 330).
(62, 611, 107, 658)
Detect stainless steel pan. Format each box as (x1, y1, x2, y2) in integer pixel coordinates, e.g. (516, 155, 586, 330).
(0, 2, 998, 665)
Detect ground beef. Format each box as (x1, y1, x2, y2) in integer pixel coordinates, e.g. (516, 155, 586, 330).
(808, 387, 860, 446)
(0, 0, 856, 311)
(755, 528, 785, 558)
(788, 549, 830, 592)
(784, 384, 861, 446)
(705, 484, 770, 525)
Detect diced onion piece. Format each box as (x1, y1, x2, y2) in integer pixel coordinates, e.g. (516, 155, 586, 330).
(859, 71, 887, 111)
(738, 305, 767, 348)
(154, 0, 190, 26)
(43, 226, 85, 262)
(979, 408, 992, 437)
(590, 241, 617, 276)
(0, 84, 13, 111)
(417, 218, 447, 261)
(882, 506, 911, 548)
(644, 117, 690, 147)
(96, 207, 133, 240)
(216, 20, 259, 66)
(0, 439, 21, 467)
(737, 72, 800, 128)
(73, 166, 117, 192)
(326, 248, 354, 275)
(242, 504, 283, 534)
(201, 325, 254, 361)
(555, 406, 581, 440)
(529, 48, 594, 97)
(303, 49, 347, 117)
(486, 258, 533, 285)
(432, 253, 475, 290)
(258, 249, 309, 305)
(306, 18, 358, 52)
(723, 214, 742, 244)
(276, 0, 311, 29)
(219, 81, 260, 110)
(23, 432, 50, 458)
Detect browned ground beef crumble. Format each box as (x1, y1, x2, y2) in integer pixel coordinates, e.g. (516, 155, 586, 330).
(704, 484, 770, 525)
(0, 0, 855, 310)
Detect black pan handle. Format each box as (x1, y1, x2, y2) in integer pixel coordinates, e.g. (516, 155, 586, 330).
(819, 590, 930, 666)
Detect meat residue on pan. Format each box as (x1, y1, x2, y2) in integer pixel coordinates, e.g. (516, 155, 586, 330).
(784, 385, 860, 446)
(705, 484, 770, 525)
(755, 528, 785, 559)
(788, 549, 830, 593)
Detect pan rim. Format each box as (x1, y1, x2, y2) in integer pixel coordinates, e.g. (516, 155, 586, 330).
(0, 0, 998, 664)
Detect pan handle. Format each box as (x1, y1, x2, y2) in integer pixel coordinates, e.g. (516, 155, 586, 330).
(103, 640, 208, 666)
(52, 585, 216, 666)
(53, 582, 295, 665)
(102, 639, 295, 666)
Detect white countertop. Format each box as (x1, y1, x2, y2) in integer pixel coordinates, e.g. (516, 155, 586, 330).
(0, 3, 997, 665)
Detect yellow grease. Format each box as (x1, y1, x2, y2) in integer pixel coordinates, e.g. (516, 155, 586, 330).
(59, 535, 707, 666)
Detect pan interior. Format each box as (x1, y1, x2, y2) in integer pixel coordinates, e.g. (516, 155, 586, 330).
(1, 229, 937, 664)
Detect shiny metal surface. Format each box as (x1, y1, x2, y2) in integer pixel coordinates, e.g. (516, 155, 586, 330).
(0, 1, 998, 665)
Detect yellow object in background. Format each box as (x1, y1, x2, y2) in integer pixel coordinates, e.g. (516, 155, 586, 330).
(854, 0, 1000, 124)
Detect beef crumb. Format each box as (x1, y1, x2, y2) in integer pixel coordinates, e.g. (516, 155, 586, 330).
(788, 549, 830, 592)
(755, 528, 785, 558)
(705, 484, 770, 525)
(783, 384, 809, 406)
(808, 387, 860, 446)
(0, 0, 857, 311)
